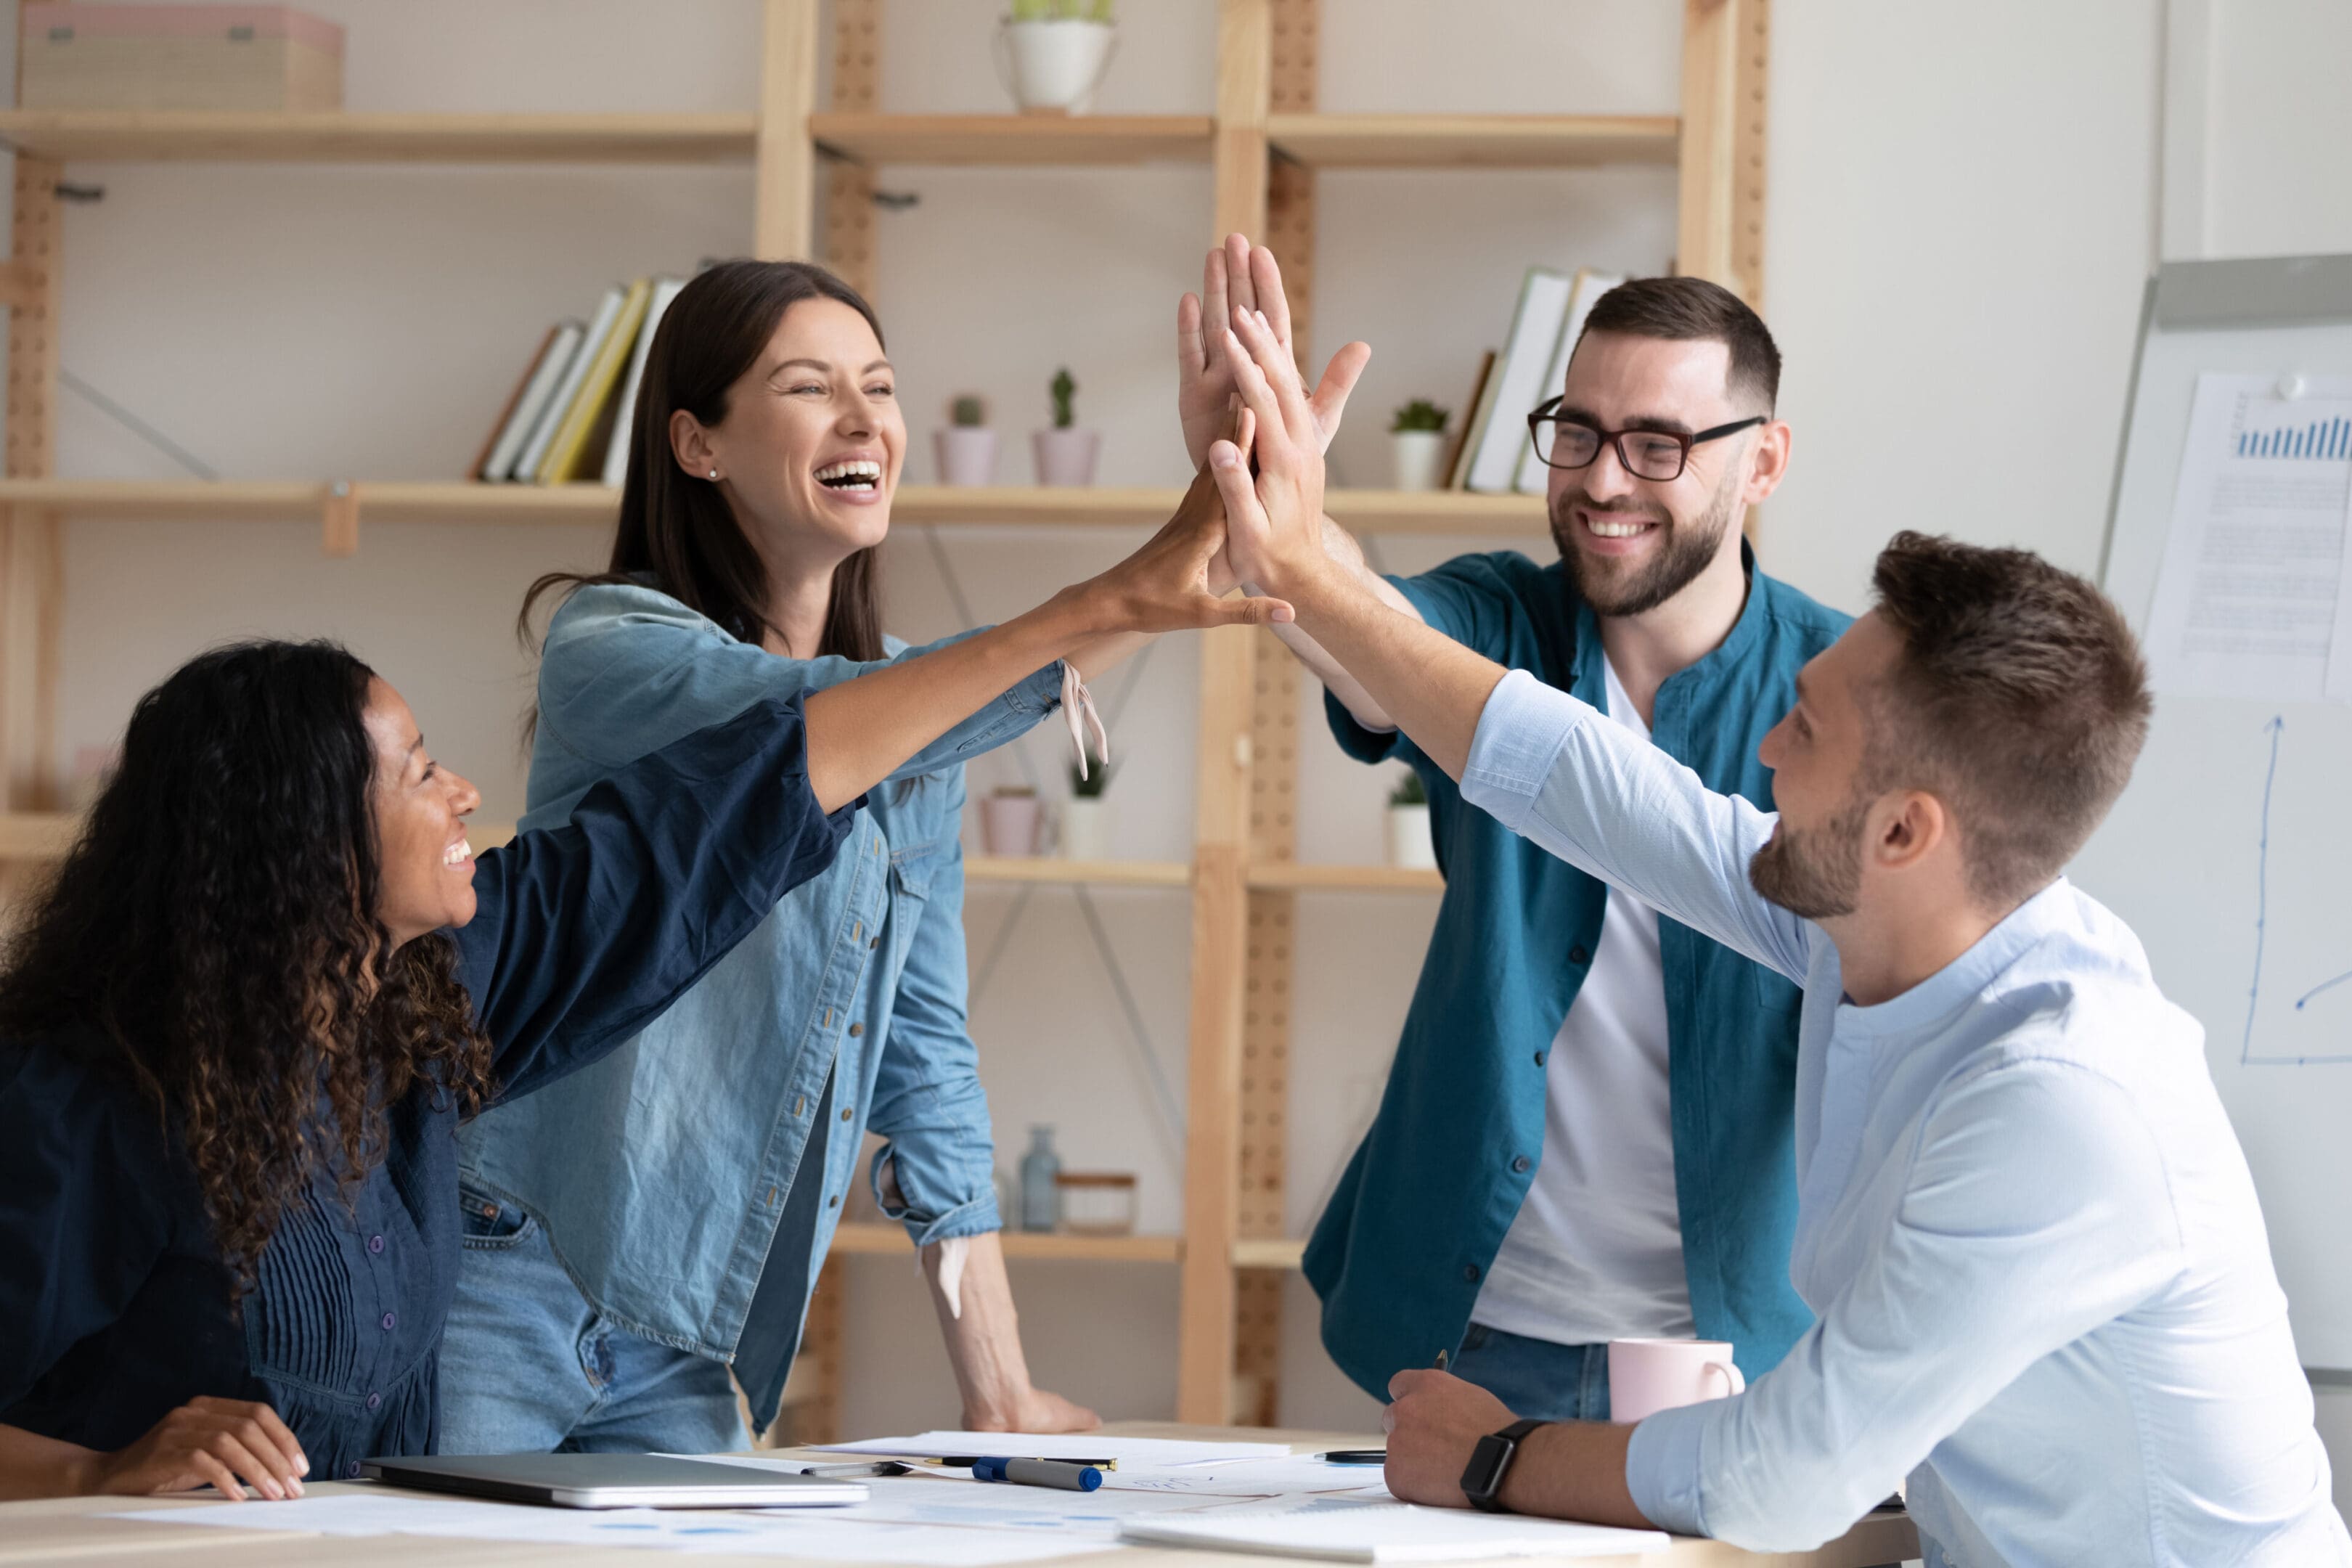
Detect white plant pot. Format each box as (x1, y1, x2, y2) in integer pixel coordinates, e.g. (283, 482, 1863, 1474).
(981, 793, 1043, 857)
(995, 18, 1118, 115)
(1391, 429, 1445, 491)
(1061, 796, 1108, 861)
(1386, 802, 1437, 870)
(934, 427, 999, 486)
(1033, 428, 1101, 486)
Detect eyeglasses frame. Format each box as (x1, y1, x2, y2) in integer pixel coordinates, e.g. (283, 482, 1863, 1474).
(1524, 397, 1768, 482)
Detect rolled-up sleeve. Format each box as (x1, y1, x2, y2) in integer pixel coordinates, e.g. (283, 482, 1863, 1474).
(1630, 1063, 2183, 1550)
(864, 796, 1001, 1246)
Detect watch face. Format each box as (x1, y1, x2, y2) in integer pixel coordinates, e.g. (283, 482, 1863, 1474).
(1463, 1432, 1512, 1499)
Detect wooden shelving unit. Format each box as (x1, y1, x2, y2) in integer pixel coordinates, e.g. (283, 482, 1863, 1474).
(0, 0, 1767, 1436)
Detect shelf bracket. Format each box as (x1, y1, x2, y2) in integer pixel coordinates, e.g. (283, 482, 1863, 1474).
(322, 481, 359, 558)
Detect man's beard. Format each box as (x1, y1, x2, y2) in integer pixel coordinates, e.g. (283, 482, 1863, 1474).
(1549, 466, 1737, 618)
(1747, 788, 1870, 919)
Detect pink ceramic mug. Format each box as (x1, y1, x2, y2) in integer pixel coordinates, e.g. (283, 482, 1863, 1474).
(1608, 1338, 1745, 1424)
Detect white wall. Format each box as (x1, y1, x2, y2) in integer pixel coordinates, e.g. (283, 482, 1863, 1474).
(17, 0, 2352, 1488)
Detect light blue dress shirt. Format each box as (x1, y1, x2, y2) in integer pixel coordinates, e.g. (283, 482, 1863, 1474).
(1461, 669, 2351, 1567)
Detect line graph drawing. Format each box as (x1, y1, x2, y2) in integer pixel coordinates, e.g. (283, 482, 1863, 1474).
(2243, 715, 2352, 1065)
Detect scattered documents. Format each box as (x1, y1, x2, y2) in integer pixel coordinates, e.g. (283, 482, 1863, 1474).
(819, 1431, 1293, 1467)
(2146, 371, 2352, 702)
(1118, 1495, 1670, 1561)
(1097, 1455, 1389, 1496)
(108, 1494, 1107, 1563)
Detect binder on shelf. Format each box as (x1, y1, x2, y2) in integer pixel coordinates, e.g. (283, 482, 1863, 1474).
(1462, 266, 1572, 494)
(600, 276, 686, 488)
(513, 283, 624, 483)
(479, 319, 583, 483)
(1441, 349, 1496, 491)
(468, 323, 557, 481)
(537, 277, 652, 484)
(1512, 267, 1625, 494)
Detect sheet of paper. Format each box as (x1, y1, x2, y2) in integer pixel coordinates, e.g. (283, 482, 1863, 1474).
(109, 1493, 1110, 1562)
(2331, 453, 2352, 701)
(1119, 1495, 1670, 1561)
(688, 1465, 1214, 1535)
(819, 1430, 1292, 1466)
(2145, 371, 2352, 702)
(1097, 1456, 1389, 1496)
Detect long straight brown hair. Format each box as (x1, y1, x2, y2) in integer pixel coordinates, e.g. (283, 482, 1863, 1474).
(521, 259, 888, 661)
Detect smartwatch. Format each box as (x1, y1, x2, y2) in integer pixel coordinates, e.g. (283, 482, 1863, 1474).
(1459, 1418, 1548, 1514)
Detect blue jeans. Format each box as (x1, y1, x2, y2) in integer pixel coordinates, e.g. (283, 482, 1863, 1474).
(1449, 1322, 1612, 1422)
(438, 1187, 748, 1455)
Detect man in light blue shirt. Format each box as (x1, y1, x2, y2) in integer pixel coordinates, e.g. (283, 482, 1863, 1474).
(1201, 307, 2352, 1565)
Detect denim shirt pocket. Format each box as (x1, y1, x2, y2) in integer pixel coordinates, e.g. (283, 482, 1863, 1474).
(1752, 963, 1804, 1019)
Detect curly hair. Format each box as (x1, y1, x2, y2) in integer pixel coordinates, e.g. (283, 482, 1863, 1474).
(0, 640, 494, 1290)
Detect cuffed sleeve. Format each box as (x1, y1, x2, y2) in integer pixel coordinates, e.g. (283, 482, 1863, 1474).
(456, 691, 856, 1101)
(863, 781, 1003, 1249)
(1625, 1401, 1713, 1538)
(1461, 669, 1814, 984)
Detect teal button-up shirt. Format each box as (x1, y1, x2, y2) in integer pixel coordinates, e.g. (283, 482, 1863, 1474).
(1303, 545, 1848, 1395)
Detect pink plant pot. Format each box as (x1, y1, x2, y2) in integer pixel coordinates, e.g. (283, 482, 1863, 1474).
(1032, 428, 1101, 487)
(980, 793, 1044, 857)
(934, 427, 999, 486)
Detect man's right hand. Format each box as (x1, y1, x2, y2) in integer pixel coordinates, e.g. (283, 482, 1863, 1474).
(83, 1397, 308, 1500)
(1177, 233, 1369, 470)
(1207, 306, 1334, 603)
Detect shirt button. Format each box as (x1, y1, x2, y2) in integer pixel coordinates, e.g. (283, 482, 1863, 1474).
(380, 1311, 396, 1331)
(1462, 1264, 1481, 1283)
(1569, 945, 1590, 965)
(367, 1392, 381, 1410)
(869, 935, 880, 950)
(1533, 1050, 1547, 1066)
(827, 1194, 839, 1209)
(848, 1023, 864, 1037)
(1511, 1156, 1532, 1174)
(346, 1461, 362, 1479)
(840, 1107, 853, 1122)
(368, 1234, 385, 1255)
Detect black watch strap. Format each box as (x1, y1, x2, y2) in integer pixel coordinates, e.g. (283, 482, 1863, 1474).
(1460, 1418, 1548, 1514)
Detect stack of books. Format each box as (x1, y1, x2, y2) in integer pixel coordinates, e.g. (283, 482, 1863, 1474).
(470, 277, 690, 486)
(1441, 266, 1626, 494)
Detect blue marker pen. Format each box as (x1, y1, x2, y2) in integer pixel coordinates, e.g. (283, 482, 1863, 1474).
(971, 1457, 1104, 1492)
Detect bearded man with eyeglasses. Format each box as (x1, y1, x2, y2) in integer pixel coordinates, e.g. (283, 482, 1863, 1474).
(1176, 247, 1848, 1421)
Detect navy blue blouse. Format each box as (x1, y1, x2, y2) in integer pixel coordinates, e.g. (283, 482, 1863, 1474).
(0, 693, 852, 1482)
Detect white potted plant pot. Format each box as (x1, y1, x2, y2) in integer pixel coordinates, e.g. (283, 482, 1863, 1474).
(995, 17, 1117, 115)
(1386, 801, 1436, 870)
(1061, 796, 1108, 860)
(934, 428, 999, 486)
(1391, 429, 1445, 491)
(981, 789, 1044, 857)
(1033, 428, 1101, 486)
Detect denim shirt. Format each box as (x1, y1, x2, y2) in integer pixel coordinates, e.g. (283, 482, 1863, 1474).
(1303, 547, 1850, 1396)
(455, 582, 1061, 1421)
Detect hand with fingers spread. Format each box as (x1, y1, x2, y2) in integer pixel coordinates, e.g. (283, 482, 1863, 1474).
(1177, 232, 1371, 470)
(83, 1397, 309, 1500)
(1204, 303, 1332, 602)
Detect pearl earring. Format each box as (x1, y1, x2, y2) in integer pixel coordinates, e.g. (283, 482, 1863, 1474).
(707, 469, 719, 481)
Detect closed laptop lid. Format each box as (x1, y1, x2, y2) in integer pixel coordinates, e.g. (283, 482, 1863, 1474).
(361, 1453, 867, 1510)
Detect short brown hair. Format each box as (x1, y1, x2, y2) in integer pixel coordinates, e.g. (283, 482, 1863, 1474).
(1865, 531, 2151, 909)
(1579, 276, 1781, 413)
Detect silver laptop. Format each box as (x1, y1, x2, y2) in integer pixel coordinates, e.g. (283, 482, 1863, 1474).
(361, 1453, 870, 1509)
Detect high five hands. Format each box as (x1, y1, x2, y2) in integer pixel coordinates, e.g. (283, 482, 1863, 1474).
(1177, 234, 1371, 470)
(1206, 296, 1334, 605)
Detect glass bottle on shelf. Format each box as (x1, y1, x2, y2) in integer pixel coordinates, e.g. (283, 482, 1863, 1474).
(1018, 1125, 1062, 1233)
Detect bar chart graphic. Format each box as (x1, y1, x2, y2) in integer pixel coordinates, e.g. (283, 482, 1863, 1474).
(2234, 410, 2352, 460)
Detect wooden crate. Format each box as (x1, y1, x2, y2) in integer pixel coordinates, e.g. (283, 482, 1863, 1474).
(21, 4, 343, 113)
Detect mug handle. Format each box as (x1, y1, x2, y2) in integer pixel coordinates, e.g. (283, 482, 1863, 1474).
(1702, 1359, 1747, 1398)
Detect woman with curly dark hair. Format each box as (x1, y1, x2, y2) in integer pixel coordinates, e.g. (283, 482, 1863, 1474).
(0, 483, 1283, 1502)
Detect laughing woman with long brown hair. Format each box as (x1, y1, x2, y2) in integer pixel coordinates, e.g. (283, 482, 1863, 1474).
(0, 486, 1281, 1500)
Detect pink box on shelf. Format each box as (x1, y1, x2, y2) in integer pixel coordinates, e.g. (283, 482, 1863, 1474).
(20, 5, 345, 112)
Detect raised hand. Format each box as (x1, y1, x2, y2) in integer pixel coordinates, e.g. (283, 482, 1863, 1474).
(1061, 462, 1294, 635)
(1177, 233, 1371, 470)
(85, 1397, 308, 1500)
(1206, 304, 1329, 600)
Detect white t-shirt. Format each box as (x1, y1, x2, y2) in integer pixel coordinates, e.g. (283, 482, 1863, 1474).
(1471, 655, 1694, 1347)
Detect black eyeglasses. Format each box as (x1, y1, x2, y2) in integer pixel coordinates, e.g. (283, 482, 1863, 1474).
(1524, 397, 1765, 482)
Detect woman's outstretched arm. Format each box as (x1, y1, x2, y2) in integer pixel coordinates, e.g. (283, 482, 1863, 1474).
(799, 475, 1286, 813)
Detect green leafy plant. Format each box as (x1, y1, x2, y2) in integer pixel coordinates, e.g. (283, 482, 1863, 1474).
(1388, 770, 1426, 808)
(1069, 744, 1112, 799)
(1390, 399, 1449, 434)
(1011, 0, 1114, 20)
(1049, 367, 1077, 430)
(950, 393, 987, 428)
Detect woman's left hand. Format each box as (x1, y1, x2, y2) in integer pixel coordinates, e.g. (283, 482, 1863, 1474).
(966, 1386, 1101, 1434)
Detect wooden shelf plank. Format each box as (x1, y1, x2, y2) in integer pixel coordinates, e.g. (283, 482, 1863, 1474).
(830, 1221, 1182, 1263)
(1268, 113, 1679, 170)
(966, 857, 1191, 888)
(1231, 1237, 1307, 1270)
(892, 486, 1177, 528)
(0, 110, 757, 164)
(812, 113, 1214, 166)
(0, 812, 78, 860)
(1246, 862, 1444, 894)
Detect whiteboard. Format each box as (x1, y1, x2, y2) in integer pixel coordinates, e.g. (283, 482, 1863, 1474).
(2074, 254, 2352, 1371)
